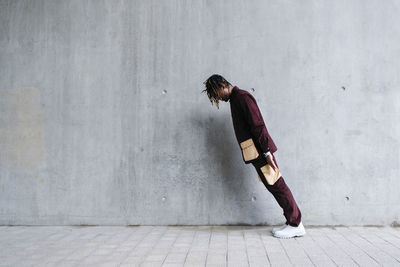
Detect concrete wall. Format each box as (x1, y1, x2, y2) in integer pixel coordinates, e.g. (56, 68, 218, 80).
(0, 0, 399, 226)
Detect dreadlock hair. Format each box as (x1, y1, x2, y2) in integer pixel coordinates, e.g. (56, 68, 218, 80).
(202, 74, 232, 109)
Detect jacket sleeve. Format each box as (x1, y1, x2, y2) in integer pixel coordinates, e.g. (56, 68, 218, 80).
(238, 94, 271, 154)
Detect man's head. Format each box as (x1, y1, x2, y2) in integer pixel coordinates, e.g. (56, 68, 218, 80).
(202, 74, 233, 109)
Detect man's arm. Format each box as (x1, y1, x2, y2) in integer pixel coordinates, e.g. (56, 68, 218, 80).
(238, 94, 271, 155)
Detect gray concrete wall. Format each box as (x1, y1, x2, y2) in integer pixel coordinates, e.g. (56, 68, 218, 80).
(0, 0, 399, 226)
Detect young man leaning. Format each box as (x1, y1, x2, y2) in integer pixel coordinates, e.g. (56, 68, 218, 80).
(202, 74, 306, 238)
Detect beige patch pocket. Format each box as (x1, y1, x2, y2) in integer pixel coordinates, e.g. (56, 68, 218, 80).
(239, 138, 259, 162)
(259, 164, 282, 185)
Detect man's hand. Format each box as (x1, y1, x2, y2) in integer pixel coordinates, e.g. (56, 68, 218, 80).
(266, 153, 278, 172)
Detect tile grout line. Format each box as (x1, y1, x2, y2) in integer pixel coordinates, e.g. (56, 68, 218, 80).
(278, 237, 294, 266)
(333, 227, 387, 266)
(347, 227, 400, 264)
(306, 229, 339, 267)
(257, 227, 272, 267)
(320, 227, 361, 266)
(294, 236, 316, 267)
(182, 227, 198, 266)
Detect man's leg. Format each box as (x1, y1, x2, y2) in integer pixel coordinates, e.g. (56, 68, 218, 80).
(253, 154, 302, 227)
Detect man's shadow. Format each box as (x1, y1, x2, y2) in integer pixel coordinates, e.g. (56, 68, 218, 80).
(192, 112, 261, 224)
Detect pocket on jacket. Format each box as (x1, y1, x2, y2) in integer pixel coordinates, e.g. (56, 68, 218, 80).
(240, 138, 259, 163)
(260, 163, 282, 185)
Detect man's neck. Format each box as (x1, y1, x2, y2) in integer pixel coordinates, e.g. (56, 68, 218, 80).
(227, 84, 233, 95)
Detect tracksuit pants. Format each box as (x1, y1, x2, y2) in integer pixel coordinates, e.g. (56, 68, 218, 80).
(252, 153, 302, 227)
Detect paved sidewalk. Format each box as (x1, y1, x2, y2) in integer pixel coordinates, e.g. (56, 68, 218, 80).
(0, 225, 399, 267)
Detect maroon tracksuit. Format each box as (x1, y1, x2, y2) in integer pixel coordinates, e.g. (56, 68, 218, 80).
(229, 85, 302, 227)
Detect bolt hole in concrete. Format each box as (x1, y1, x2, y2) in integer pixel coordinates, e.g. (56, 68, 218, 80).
(162, 89, 167, 94)
(342, 86, 346, 90)
(346, 196, 350, 200)
(251, 88, 255, 92)
(251, 196, 256, 201)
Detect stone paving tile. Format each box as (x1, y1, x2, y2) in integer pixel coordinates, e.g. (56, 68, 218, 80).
(0, 226, 399, 266)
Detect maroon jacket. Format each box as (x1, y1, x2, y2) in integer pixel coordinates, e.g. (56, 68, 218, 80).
(229, 85, 277, 163)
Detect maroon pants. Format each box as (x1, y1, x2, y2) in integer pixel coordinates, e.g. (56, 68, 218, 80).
(252, 153, 302, 227)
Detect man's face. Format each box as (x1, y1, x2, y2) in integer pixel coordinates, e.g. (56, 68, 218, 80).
(219, 86, 230, 102)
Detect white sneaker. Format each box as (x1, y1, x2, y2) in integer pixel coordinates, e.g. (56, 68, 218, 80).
(271, 223, 288, 235)
(273, 221, 306, 238)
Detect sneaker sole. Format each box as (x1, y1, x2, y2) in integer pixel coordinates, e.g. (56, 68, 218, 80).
(273, 231, 306, 239)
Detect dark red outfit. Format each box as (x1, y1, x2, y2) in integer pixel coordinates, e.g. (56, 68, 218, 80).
(229, 85, 302, 227)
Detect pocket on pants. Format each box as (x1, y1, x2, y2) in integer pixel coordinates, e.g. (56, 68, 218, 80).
(240, 138, 259, 163)
(259, 163, 282, 185)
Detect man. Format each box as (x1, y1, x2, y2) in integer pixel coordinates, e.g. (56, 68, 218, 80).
(202, 74, 306, 238)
